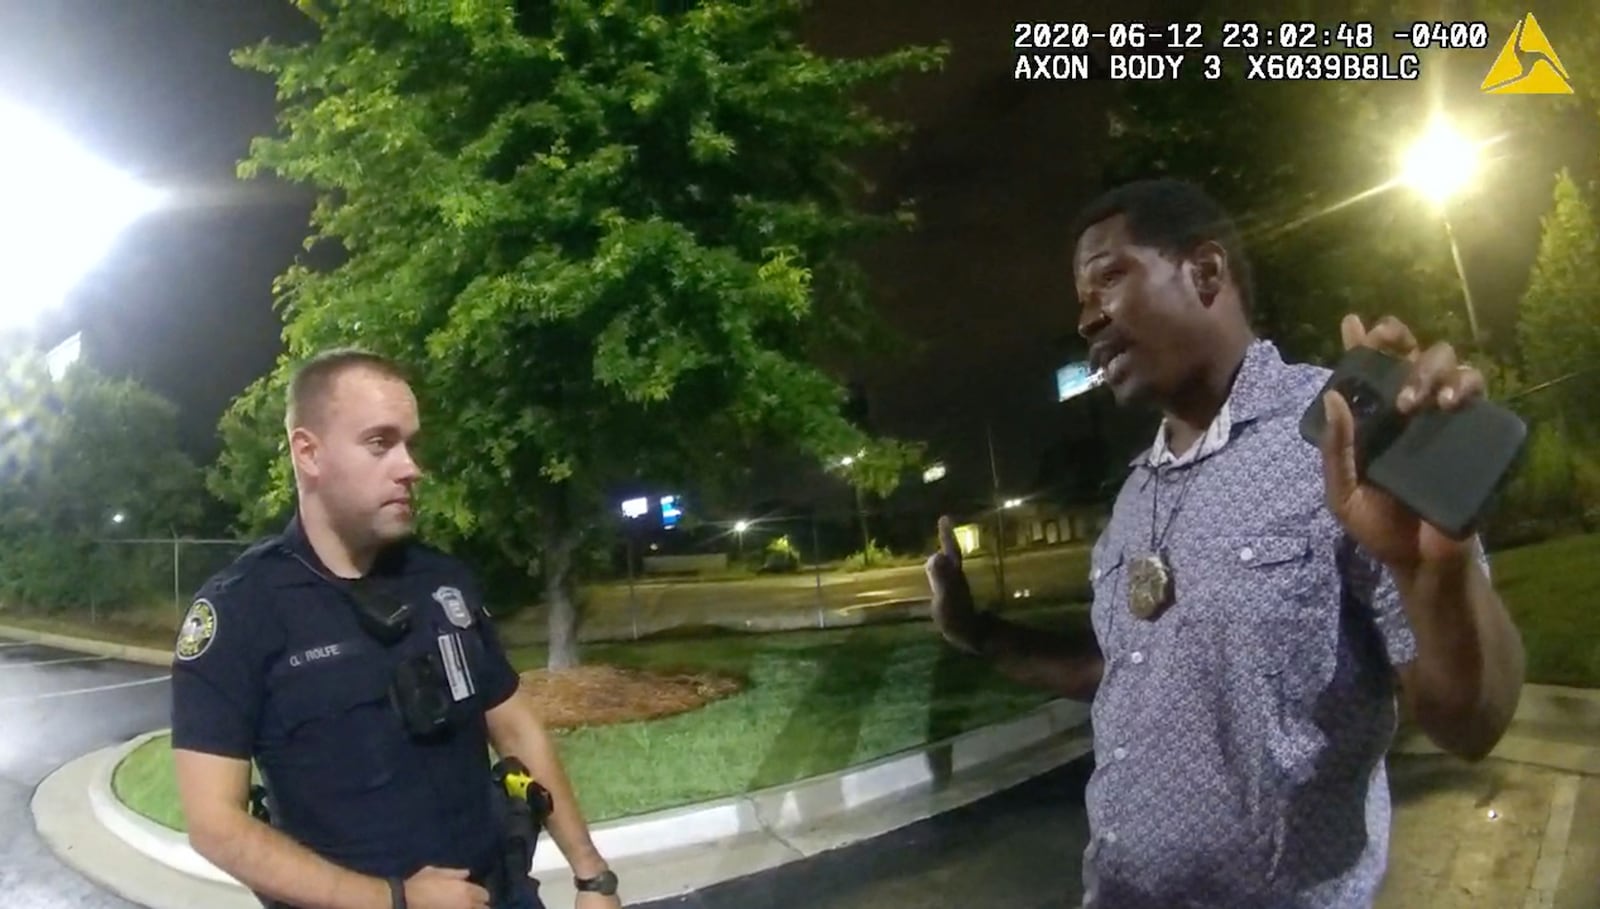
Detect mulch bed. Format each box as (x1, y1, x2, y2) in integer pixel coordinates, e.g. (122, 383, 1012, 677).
(517, 665, 744, 729)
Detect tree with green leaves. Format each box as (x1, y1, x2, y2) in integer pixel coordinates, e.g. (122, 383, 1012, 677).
(214, 0, 939, 667)
(1516, 168, 1600, 443)
(1500, 168, 1600, 536)
(0, 352, 205, 611)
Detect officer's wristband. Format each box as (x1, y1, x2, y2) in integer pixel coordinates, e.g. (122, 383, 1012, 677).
(387, 877, 406, 909)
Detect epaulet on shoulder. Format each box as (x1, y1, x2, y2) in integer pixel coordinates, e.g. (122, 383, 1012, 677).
(196, 535, 282, 602)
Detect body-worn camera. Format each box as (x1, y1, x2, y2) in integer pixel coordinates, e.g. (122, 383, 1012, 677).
(390, 651, 455, 739)
(338, 577, 455, 739)
(1300, 345, 1528, 540)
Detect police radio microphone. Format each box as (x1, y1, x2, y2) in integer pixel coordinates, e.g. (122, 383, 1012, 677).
(345, 578, 413, 645)
(285, 550, 414, 645)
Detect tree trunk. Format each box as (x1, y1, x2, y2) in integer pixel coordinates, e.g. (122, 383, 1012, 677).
(854, 485, 871, 567)
(543, 538, 580, 670)
(540, 484, 583, 670)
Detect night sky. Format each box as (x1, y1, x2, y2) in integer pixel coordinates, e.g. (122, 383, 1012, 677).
(0, 1, 1569, 515)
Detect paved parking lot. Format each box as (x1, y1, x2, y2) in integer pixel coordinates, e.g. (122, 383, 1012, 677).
(0, 638, 168, 909)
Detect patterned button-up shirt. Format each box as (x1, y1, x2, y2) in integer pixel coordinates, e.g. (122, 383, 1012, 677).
(1082, 339, 1445, 908)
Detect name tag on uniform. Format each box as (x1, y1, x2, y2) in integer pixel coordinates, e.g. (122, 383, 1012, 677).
(287, 641, 355, 669)
(437, 633, 476, 702)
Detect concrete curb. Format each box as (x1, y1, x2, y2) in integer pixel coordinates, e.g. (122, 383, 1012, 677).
(0, 598, 1077, 653)
(34, 744, 260, 909)
(0, 616, 876, 659)
(1392, 728, 1600, 775)
(49, 699, 1092, 907)
(1509, 683, 1600, 731)
(89, 732, 242, 886)
(0, 622, 173, 668)
(1391, 683, 1600, 774)
(0, 611, 926, 657)
(529, 698, 1087, 875)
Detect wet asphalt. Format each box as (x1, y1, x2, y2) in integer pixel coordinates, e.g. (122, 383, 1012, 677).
(0, 638, 168, 909)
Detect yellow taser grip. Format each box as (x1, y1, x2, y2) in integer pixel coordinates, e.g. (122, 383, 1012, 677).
(505, 771, 533, 803)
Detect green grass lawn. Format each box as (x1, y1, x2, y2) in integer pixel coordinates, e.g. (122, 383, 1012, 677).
(0, 601, 185, 652)
(113, 606, 1081, 832)
(1485, 531, 1600, 688)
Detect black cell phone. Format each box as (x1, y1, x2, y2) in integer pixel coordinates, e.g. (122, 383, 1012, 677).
(1299, 346, 1529, 540)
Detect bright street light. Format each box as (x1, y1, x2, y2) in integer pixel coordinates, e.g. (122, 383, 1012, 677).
(835, 448, 865, 469)
(733, 520, 749, 533)
(111, 511, 126, 525)
(1397, 115, 1486, 344)
(0, 99, 164, 335)
(1399, 118, 1479, 206)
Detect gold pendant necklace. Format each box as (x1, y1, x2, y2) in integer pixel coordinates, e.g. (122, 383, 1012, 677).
(1129, 459, 1197, 621)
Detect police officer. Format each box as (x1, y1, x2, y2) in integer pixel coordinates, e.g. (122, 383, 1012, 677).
(171, 349, 623, 909)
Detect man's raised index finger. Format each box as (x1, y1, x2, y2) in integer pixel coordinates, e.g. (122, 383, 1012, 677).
(938, 515, 962, 568)
(1339, 313, 1363, 350)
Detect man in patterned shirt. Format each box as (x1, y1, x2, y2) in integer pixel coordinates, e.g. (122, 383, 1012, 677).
(925, 178, 1526, 908)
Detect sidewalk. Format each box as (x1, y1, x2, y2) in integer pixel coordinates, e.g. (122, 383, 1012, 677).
(0, 599, 1064, 660)
(1379, 755, 1599, 909)
(34, 699, 1095, 908)
(0, 623, 172, 668)
(1381, 684, 1600, 909)
(0, 602, 958, 668)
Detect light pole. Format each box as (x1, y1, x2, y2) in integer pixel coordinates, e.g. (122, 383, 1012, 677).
(733, 519, 749, 562)
(1441, 215, 1480, 344)
(836, 451, 870, 567)
(618, 497, 648, 639)
(987, 424, 1008, 602)
(1399, 116, 1485, 345)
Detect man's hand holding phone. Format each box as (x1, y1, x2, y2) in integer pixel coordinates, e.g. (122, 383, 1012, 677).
(1316, 313, 1499, 570)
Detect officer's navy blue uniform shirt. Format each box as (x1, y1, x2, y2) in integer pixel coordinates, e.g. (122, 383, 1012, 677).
(170, 516, 523, 881)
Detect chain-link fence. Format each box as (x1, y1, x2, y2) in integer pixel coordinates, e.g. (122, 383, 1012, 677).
(80, 536, 254, 628)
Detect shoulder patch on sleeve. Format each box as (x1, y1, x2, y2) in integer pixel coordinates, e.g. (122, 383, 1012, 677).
(175, 598, 219, 661)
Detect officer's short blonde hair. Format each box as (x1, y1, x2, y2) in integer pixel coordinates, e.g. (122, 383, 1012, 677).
(284, 348, 410, 433)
